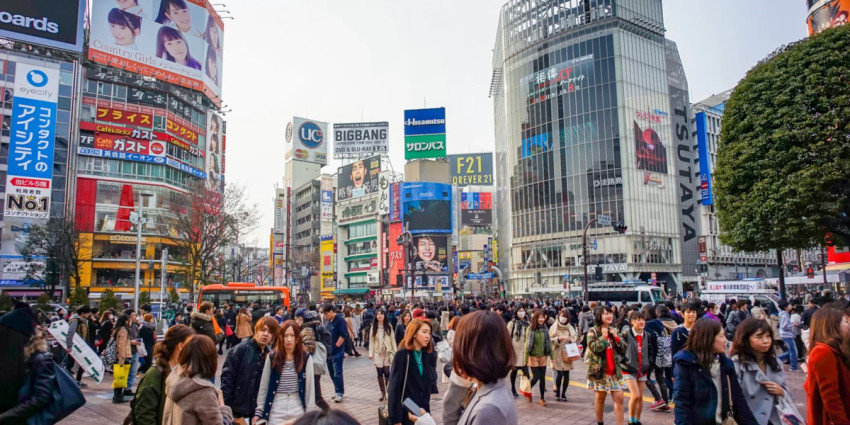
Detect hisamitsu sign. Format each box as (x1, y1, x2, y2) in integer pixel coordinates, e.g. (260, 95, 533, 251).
(404, 108, 446, 160)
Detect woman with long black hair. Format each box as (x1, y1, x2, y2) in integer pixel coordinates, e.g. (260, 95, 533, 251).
(506, 306, 530, 397)
(369, 308, 396, 401)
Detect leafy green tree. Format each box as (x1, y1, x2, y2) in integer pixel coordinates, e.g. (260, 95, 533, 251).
(169, 287, 180, 304)
(70, 285, 89, 308)
(36, 293, 52, 311)
(0, 293, 12, 312)
(138, 290, 152, 308)
(99, 289, 119, 311)
(714, 25, 850, 300)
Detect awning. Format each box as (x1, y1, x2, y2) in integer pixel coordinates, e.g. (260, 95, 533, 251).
(826, 263, 850, 272)
(332, 288, 369, 295)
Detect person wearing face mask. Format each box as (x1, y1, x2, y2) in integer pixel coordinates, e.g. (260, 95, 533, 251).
(549, 308, 578, 402)
(506, 307, 530, 397)
(704, 303, 721, 322)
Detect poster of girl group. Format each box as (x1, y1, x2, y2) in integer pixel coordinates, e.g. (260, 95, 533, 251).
(88, 0, 224, 105)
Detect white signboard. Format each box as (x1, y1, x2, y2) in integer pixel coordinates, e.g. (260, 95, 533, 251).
(291, 117, 328, 165)
(333, 122, 389, 158)
(48, 320, 105, 383)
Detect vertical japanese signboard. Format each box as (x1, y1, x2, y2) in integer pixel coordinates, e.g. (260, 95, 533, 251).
(696, 112, 714, 206)
(378, 171, 391, 216)
(321, 176, 333, 220)
(5, 64, 59, 218)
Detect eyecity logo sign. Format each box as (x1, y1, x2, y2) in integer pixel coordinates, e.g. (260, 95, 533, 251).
(27, 70, 48, 87)
(404, 107, 446, 160)
(298, 121, 324, 148)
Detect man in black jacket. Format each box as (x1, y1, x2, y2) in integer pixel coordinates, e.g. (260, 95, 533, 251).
(221, 316, 279, 422)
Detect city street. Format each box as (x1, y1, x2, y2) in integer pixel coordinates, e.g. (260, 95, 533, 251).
(63, 345, 810, 424)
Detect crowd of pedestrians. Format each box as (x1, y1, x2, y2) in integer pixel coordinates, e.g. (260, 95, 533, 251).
(0, 289, 848, 425)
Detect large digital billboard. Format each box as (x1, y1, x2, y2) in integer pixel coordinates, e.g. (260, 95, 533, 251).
(388, 222, 404, 287)
(88, 0, 225, 105)
(206, 111, 224, 192)
(0, 0, 86, 52)
(460, 192, 493, 226)
(333, 122, 388, 158)
(448, 153, 494, 186)
(5, 63, 59, 219)
(634, 121, 668, 174)
(337, 156, 381, 201)
(290, 117, 328, 165)
(404, 108, 446, 160)
(808, 0, 849, 34)
(401, 182, 452, 234)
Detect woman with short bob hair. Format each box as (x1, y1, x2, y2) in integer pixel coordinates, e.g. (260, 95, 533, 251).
(450, 310, 518, 424)
(730, 318, 792, 425)
(163, 336, 232, 424)
(672, 318, 757, 425)
(387, 319, 435, 425)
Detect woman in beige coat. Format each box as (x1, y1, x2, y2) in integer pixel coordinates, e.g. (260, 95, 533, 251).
(368, 309, 396, 401)
(112, 313, 134, 404)
(163, 336, 232, 425)
(549, 308, 578, 402)
(235, 307, 253, 339)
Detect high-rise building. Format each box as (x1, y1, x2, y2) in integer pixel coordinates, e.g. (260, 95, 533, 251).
(492, 0, 688, 295)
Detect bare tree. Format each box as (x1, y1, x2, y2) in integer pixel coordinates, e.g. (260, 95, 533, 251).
(21, 217, 98, 297)
(167, 181, 259, 301)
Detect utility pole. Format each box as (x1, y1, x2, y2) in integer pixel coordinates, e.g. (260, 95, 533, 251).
(581, 218, 598, 303)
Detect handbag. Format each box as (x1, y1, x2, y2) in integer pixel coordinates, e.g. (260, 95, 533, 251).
(518, 375, 532, 398)
(18, 362, 86, 425)
(137, 342, 147, 357)
(225, 324, 234, 337)
(562, 342, 581, 363)
(721, 375, 738, 425)
(776, 393, 805, 425)
(100, 338, 117, 366)
(436, 339, 452, 363)
(112, 363, 131, 389)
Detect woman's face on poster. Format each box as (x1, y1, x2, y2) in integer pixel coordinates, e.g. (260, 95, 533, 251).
(110, 22, 138, 46)
(417, 238, 436, 263)
(164, 38, 188, 62)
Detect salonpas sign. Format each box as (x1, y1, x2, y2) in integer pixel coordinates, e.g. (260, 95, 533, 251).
(404, 108, 446, 160)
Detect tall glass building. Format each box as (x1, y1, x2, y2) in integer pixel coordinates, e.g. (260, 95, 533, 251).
(492, 0, 689, 295)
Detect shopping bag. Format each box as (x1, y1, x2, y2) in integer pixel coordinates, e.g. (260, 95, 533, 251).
(563, 342, 581, 362)
(137, 343, 147, 357)
(112, 363, 130, 389)
(518, 375, 532, 398)
(776, 394, 805, 425)
(225, 324, 234, 337)
(212, 318, 222, 336)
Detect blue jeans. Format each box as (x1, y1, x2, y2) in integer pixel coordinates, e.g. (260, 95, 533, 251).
(127, 352, 140, 388)
(331, 350, 345, 396)
(778, 337, 799, 370)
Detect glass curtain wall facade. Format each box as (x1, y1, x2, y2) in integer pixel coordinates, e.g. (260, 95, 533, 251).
(493, 0, 684, 295)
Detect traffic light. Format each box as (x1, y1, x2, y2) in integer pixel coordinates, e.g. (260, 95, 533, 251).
(594, 266, 603, 281)
(613, 222, 627, 234)
(807, 267, 815, 279)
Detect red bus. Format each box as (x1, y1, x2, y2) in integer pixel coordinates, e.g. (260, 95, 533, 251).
(197, 283, 290, 309)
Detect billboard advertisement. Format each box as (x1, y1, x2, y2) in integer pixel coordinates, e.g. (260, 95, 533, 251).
(401, 182, 452, 234)
(448, 153, 494, 186)
(80, 131, 167, 156)
(320, 236, 334, 292)
(389, 182, 401, 222)
(413, 235, 449, 273)
(634, 121, 668, 174)
(0, 0, 86, 52)
(206, 111, 224, 192)
(337, 156, 380, 201)
(388, 222, 404, 287)
(521, 133, 550, 158)
(88, 0, 225, 105)
(5, 63, 59, 219)
(378, 171, 391, 216)
(460, 192, 493, 226)
(291, 117, 328, 165)
(696, 112, 714, 205)
(321, 176, 333, 220)
(333, 122, 388, 158)
(404, 108, 446, 160)
(808, 0, 849, 34)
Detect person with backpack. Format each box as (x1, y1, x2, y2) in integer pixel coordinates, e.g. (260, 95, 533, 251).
(65, 305, 93, 388)
(220, 316, 279, 423)
(296, 309, 331, 411)
(646, 304, 675, 409)
(369, 308, 396, 401)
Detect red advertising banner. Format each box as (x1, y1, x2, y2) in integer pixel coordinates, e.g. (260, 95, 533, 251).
(166, 118, 199, 144)
(80, 121, 203, 156)
(96, 106, 153, 128)
(388, 222, 404, 286)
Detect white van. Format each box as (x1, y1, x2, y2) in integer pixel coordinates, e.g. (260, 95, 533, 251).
(587, 282, 666, 305)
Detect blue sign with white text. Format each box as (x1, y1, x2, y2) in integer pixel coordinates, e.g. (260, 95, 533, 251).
(401, 182, 453, 234)
(403, 108, 446, 136)
(696, 112, 714, 205)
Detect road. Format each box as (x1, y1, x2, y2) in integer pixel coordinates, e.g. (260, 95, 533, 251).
(62, 345, 809, 424)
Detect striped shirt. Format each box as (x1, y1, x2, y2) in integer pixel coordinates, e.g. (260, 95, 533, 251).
(277, 360, 299, 394)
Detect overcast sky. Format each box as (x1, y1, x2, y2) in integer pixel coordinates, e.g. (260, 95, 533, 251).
(219, 0, 809, 245)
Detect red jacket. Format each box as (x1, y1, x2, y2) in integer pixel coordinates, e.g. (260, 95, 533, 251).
(805, 343, 850, 425)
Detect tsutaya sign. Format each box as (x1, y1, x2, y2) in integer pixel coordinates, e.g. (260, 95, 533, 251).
(404, 108, 446, 160)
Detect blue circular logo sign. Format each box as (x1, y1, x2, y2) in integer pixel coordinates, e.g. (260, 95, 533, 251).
(26, 70, 48, 88)
(298, 121, 324, 149)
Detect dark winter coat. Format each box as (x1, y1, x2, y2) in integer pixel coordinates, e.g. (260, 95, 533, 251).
(388, 347, 436, 425)
(190, 311, 221, 344)
(621, 328, 653, 376)
(0, 308, 36, 415)
(672, 350, 758, 425)
(220, 338, 270, 418)
(671, 325, 690, 359)
(0, 350, 56, 425)
(139, 322, 156, 358)
(395, 322, 407, 346)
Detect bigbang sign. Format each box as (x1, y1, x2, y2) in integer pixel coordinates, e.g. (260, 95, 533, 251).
(401, 182, 452, 234)
(292, 117, 328, 165)
(404, 108, 446, 160)
(333, 122, 388, 158)
(0, 0, 86, 52)
(88, 0, 225, 106)
(337, 156, 381, 201)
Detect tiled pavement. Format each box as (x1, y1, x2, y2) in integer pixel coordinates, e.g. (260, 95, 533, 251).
(62, 345, 809, 424)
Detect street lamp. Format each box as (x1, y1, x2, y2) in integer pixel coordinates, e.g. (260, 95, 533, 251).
(131, 192, 153, 312)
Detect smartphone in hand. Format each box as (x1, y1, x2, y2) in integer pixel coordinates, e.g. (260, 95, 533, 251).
(403, 397, 421, 415)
